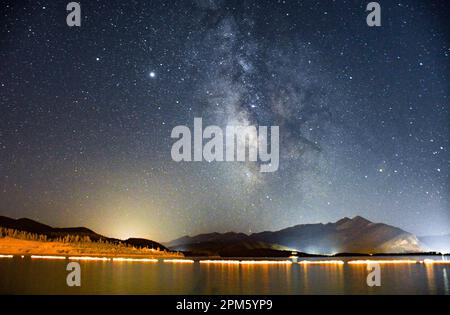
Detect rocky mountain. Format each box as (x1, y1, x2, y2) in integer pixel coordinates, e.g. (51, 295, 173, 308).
(167, 216, 424, 256)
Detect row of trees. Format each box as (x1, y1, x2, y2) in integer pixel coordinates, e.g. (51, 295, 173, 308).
(0, 227, 167, 252)
(0, 227, 92, 243)
(0, 227, 185, 257)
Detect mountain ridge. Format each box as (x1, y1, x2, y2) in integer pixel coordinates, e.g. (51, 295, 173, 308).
(166, 216, 424, 256)
(0, 215, 431, 256)
(0, 215, 168, 251)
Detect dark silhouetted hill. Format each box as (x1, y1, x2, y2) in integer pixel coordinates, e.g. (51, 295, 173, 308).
(0, 215, 168, 251)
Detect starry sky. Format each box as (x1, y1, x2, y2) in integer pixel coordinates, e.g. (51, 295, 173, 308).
(0, 0, 448, 241)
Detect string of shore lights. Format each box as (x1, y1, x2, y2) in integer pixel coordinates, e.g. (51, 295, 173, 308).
(0, 255, 449, 265)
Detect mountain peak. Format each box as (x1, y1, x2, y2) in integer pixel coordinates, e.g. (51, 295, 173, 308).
(167, 215, 423, 255)
(336, 217, 351, 225)
(351, 215, 372, 224)
(335, 216, 371, 227)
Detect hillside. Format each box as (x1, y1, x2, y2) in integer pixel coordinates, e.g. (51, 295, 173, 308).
(0, 215, 168, 251)
(167, 216, 424, 256)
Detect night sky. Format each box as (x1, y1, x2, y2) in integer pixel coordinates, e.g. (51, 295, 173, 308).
(0, 0, 448, 241)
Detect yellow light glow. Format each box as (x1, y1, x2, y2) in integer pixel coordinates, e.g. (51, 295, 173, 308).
(0, 254, 13, 258)
(423, 259, 450, 264)
(240, 260, 292, 265)
(112, 257, 158, 262)
(199, 260, 240, 264)
(298, 260, 344, 265)
(31, 255, 66, 260)
(348, 259, 417, 265)
(68, 256, 110, 261)
(163, 259, 195, 263)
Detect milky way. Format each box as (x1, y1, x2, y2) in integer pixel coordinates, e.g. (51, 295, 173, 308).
(0, 0, 448, 241)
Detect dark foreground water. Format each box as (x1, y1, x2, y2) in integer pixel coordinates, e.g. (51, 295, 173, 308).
(0, 256, 449, 294)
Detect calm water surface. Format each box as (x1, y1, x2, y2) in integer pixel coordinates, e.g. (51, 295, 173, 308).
(0, 256, 449, 294)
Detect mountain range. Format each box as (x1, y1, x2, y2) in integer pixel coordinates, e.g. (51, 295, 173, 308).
(2, 214, 446, 256)
(165, 216, 425, 256)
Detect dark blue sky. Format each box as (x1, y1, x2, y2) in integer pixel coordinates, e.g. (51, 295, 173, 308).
(0, 0, 448, 241)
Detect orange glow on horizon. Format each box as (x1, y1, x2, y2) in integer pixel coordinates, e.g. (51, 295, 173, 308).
(68, 256, 110, 261)
(112, 257, 158, 262)
(163, 259, 194, 263)
(31, 255, 66, 260)
(298, 260, 344, 265)
(0, 254, 13, 258)
(423, 259, 450, 264)
(348, 259, 417, 265)
(199, 260, 240, 264)
(240, 260, 292, 265)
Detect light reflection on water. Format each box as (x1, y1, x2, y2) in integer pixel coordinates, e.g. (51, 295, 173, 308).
(0, 256, 449, 294)
(443, 269, 449, 294)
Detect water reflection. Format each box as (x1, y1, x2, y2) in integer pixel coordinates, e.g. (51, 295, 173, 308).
(0, 256, 449, 294)
(298, 263, 344, 294)
(443, 269, 449, 294)
(425, 263, 436, 294)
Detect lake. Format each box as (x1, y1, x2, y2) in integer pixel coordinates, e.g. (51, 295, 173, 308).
(0, 256, 449, 294)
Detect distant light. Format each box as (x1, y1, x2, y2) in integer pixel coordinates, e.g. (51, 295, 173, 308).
(348, 259, 417, 265)
(149, 71, 156, 78)
(68, 256, 110, 261)
(240, 260, 292, 265)
(31, 255, 66, 260)
(298, 260, 344, 265)
(200, 260, 240, 265)
(423, 259, 450, 265)
(163, 259, 194, 264)
(0, 254, 13, 258)
(112, 258, 158, 262)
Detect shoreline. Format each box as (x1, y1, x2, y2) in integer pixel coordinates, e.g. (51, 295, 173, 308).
(0, 237, 183, 259)
(1, 237, 448, 260)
